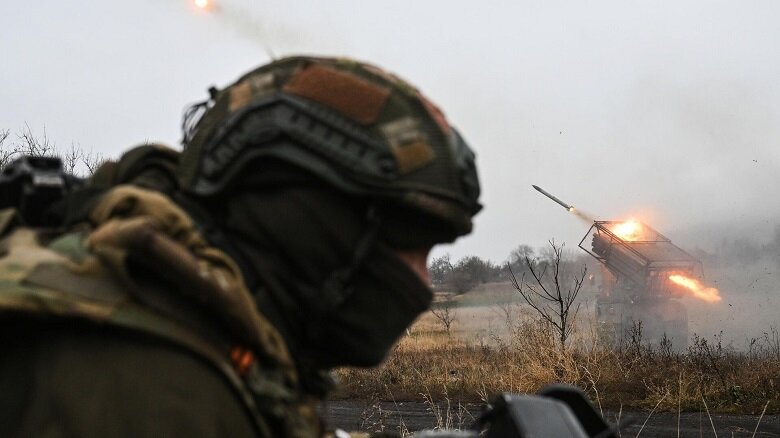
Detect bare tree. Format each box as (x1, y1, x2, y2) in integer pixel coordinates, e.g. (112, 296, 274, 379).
(509, 244, 535, 265)
(0, 129, 15, 168)
(18, 123, 55, 157)
(509, 240, 586, 350)
(1, 125, 103, 177)
(429, 254, 454, 286)
(448, 255, 501, 294)
(80, 148, 105, 175)
(62, 142, 82, 175)
(431, 297, 457, 337)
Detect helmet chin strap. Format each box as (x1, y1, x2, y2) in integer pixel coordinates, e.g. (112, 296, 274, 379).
(318, 205, 382, 312)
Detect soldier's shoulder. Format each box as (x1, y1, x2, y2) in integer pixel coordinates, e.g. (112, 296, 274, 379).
(0, 216, 127, 318)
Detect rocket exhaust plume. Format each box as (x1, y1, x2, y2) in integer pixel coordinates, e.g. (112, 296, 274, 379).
(194, 0, 209, 9)
(532, 185, 594, 223)
(669, 274, 722, 303)
(610, 219, 646, 241)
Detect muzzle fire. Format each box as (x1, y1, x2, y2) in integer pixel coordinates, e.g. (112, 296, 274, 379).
(194, 0, 209, 10)
(610, 219, 645, 242)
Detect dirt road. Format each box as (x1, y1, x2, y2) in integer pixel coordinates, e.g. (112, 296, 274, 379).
(323, 400, 779, 437)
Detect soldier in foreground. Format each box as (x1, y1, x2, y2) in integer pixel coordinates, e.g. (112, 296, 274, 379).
(0, 56, 481, 436)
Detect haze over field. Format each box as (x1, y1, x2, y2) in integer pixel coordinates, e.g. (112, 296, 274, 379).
(2, 0, 780, 266)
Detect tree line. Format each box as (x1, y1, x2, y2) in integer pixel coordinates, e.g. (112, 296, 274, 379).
(0, 125, 103, 176)
(429, 244, 577, 294)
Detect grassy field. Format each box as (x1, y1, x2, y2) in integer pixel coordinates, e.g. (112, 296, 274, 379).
(333, 285, 779, 416)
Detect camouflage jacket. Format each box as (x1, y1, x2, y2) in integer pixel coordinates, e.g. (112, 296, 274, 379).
(0, 185, 320, 437)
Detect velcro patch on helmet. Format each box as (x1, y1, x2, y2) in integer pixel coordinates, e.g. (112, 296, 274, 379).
(229, 73, 275, 113)
(392, 140, 436, 174)
(381, 117, 435, 173)
(283, 64, 390, 125)
(381, 117, 423, 147)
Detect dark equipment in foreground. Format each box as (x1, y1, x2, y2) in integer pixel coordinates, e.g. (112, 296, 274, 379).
(414, 385, 616, 437)
(0, 155, 83, 226)
(579, 220, 702, 348)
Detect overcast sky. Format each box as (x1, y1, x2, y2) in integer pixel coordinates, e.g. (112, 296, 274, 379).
(2, 0, 779, 263)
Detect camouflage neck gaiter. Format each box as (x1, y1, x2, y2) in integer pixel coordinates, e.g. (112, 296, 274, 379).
(213, 183, 432, 371)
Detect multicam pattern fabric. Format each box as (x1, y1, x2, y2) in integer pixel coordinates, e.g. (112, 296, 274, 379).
(0, 188, 322, 437)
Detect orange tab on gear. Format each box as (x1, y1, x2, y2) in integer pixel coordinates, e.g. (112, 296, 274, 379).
(283, 64, 390, 125)
(230, 346, 256, 377)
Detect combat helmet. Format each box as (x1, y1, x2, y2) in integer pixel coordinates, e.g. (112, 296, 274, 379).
(179, 56, 481, 243)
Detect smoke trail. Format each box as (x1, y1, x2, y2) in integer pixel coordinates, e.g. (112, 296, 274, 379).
(203, 1, 307, 53)
(570, 207, 595, 224)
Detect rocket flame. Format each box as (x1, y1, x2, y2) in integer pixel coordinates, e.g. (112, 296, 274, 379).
(611, 220, 644, 241)
(669, 274, 722, 303)
(194, 0, 209, 9)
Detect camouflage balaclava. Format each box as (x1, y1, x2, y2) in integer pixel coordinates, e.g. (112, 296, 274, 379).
(178, 56, 481, 373)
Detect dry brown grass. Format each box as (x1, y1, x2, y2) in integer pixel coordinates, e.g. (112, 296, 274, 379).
(333, 306, 779, 415)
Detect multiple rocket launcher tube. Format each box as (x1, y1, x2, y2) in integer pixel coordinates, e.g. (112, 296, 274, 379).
(530, 184, 722, 303)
